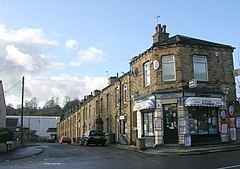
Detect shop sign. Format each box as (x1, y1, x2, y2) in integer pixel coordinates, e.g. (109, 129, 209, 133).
(185, 97, 224, 107)
(156, 93, 182, 99)
(161, 99, 177, 104)
(189, 79, 197, 88)
(133, 99, 155, 111)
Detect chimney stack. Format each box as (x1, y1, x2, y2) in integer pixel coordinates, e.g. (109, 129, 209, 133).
(153, 24, 169, 45)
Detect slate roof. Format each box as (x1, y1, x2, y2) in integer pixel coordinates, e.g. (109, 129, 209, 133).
(131, 34, 234, 64)
(165, 35, 234, 49)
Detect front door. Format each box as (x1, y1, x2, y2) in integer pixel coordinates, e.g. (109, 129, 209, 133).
(163, 104, 178, 144)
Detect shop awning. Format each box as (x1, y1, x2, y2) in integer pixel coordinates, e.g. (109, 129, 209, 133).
(185, 97, 224, 107)
(133, 99, 155, 111)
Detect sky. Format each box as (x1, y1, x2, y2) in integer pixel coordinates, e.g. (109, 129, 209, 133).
(0, 0, 240, 108)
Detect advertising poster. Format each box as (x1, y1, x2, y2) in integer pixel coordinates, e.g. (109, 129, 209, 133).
(229, 118, 236, 128)
(184, 135, 191, 147)
(179, 124, 186, 135)
(221, 124, 228, 134)
(236, 116, 240, 128)
(230, 128, 236, 141)
(154, 118, 162, 131)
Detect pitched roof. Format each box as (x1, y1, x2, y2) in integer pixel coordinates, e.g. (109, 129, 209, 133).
(162, 35, 234, 49)
(131, 34, 234, 64)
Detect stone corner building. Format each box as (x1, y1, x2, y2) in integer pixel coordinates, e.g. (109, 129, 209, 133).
(57, 24, 236, 147)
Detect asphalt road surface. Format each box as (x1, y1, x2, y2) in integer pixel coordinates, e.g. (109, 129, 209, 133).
(1, 143, 240, 169)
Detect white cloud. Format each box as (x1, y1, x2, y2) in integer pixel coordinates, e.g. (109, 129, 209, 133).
(78, 47, 104, 62)
(70, 47, 105, 67)
(5, 44, 37, 71)
(0, 25, 108, 108)
(0, 25, 58, 45)
(4, 75, 108, 108)
(65, 39, 78, 49)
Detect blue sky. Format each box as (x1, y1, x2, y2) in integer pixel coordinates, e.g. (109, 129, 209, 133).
(0, 0, 239, 107)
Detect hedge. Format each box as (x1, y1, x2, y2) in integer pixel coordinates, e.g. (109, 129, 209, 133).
(0, 128, 14, 143)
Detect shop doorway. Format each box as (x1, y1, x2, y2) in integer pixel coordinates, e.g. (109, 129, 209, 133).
(163, 104, 178, 144)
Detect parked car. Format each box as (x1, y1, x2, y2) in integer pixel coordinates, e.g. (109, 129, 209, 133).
(46, 136, 55, 143)
(80, 130, 107, 146)
(59, 136, 71, 144)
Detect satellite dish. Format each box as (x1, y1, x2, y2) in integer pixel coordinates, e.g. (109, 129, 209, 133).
(153, 59, 160, 70)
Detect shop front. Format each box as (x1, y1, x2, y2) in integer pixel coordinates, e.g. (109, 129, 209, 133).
(184, 95, 224, 145)
(133, 90, 226, 147)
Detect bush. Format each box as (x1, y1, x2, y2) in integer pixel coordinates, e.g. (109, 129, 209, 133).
(0, 128, 14, 143)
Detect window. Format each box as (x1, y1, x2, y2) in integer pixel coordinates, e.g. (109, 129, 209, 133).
(115, 86, 119, 106)
(106, 93, 110, 111)
(144, 62, 150, 86)
(162, 55, 175, 81)
(193, 55, 208, 81)
(123, 84, 127, 103)
(143, 112, 154, 136)
(189, 107, 218, 135)
(89, 105, 91, 119)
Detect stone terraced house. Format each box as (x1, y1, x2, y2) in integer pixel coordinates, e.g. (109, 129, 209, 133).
(57, 24, 236, 147)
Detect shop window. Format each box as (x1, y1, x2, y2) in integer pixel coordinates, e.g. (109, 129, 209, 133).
(143, 62, 151, 86)
(162, 55, 176, 81)
(142, 112, 154, 136)
(193, 55, 208, 81)
(188, 107, 218, 135)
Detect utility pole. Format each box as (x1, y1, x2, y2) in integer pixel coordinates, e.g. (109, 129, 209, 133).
(21, 76, 24, 145)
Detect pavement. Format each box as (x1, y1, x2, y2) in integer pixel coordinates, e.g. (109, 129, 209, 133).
(0, 144, 43, 162)
(111, 143, 240, 156)
(1, 143, 240, 162)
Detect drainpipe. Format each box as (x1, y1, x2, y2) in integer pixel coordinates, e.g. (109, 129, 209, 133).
(129, 73, 133, 144)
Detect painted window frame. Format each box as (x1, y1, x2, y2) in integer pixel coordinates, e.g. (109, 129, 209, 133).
(193, 55, 208, 81)
(162, 55, 176, 81)
(123, 84, 128, 104)
(143, 61, 151, 86)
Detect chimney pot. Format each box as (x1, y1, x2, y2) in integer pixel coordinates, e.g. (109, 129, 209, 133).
(162, 25, 166, 33)
(156, 24, 161, 33)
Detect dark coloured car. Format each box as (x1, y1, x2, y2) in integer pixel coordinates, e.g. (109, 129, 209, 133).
(80, 130, 107, 146)
(59, 136, 71, 144)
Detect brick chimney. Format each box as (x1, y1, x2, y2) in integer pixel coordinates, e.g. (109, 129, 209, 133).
(152, 24, 169, 45)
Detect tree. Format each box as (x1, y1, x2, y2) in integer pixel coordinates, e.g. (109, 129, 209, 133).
(63, 98, 80, 112)
(63, 95, 71, 107)
(43, 97, 55, 108)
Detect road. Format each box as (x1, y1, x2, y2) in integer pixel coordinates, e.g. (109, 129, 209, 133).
(0, 143, 240, 169)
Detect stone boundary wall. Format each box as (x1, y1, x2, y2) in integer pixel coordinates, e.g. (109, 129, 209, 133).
(0, 140, 21, 153)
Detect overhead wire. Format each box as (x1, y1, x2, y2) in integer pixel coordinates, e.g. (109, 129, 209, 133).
(4, 78, 22, 94)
